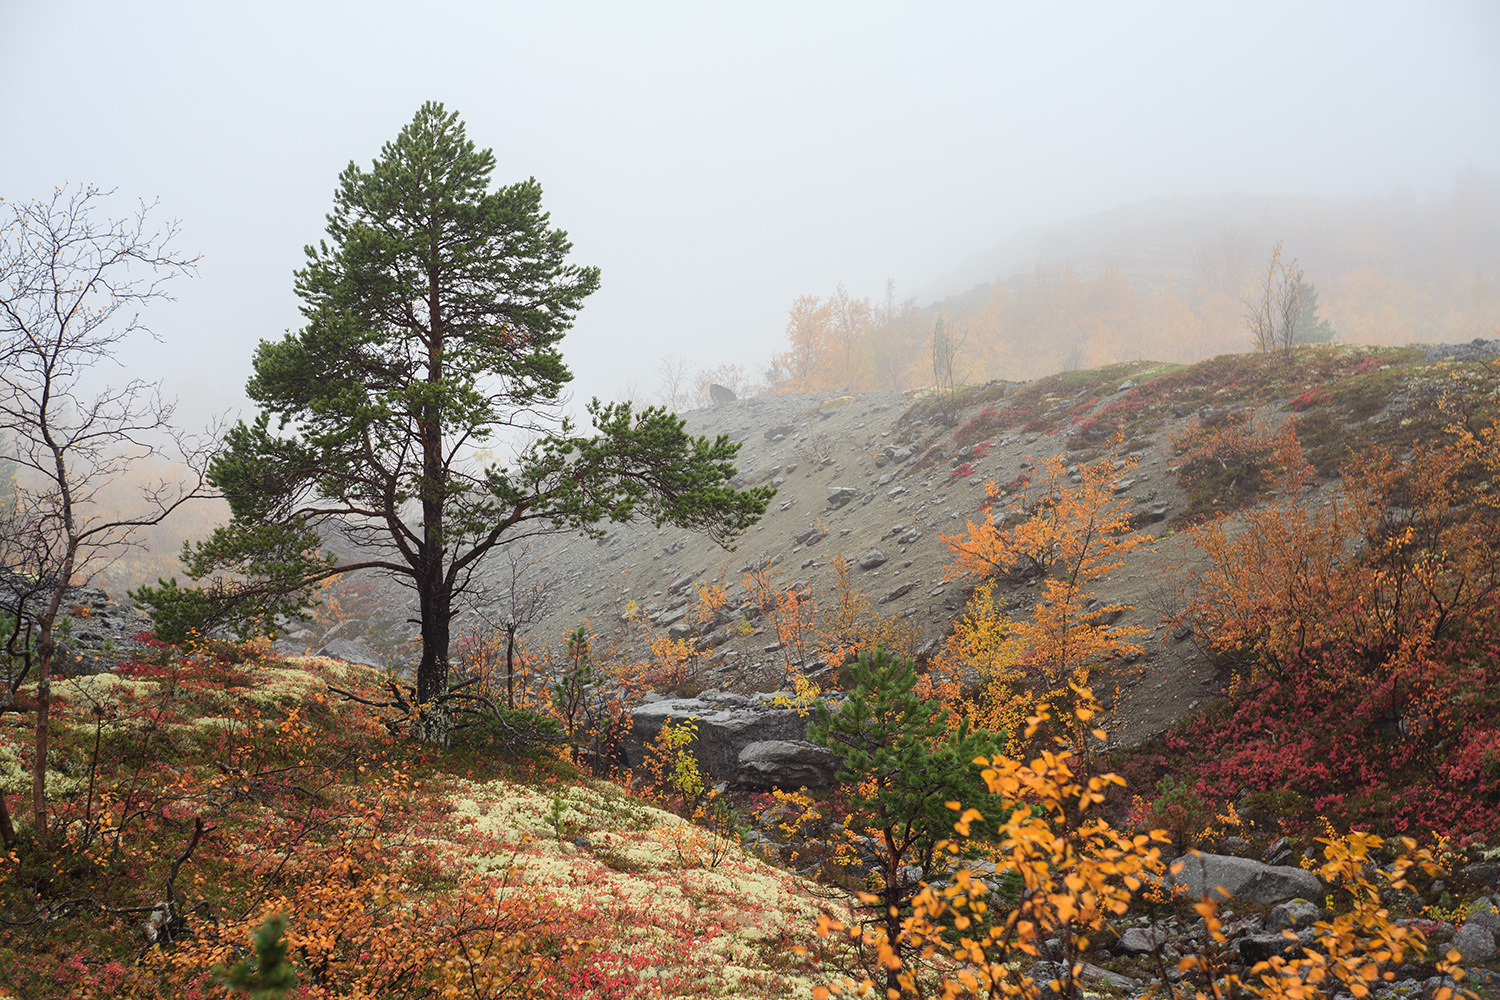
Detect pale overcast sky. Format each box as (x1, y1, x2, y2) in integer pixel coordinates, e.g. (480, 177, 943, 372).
(3, 1, 1498, 431)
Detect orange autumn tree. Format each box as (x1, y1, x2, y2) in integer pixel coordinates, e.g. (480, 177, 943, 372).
(1183, 422, 1500, 683)
(938, 452, 1150, 735)
(1173, 411, 1500, 837)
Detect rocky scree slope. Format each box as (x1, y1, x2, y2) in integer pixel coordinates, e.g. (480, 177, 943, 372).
(444, 340, 1500, 751)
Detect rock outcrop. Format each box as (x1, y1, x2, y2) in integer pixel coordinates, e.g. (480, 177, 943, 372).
(1169, 851, 1323, 905)
(626, 691, 814, 781)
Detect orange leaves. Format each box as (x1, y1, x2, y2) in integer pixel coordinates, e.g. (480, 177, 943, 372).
(811, 688, 1170, 1000)
(944, 451, 1144, 587)
(1182, 417, 1500, 716)
(937, 451, 1150, 751)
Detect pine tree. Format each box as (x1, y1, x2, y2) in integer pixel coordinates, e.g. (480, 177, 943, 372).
(809, 646, 1006, 995)
(143, 103, 771, 733)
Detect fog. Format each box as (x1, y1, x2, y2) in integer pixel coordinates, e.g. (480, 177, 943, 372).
(3, 1, 1498, 431)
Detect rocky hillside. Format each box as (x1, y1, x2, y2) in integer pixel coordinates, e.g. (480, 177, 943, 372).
(388, 338, 1494, 748)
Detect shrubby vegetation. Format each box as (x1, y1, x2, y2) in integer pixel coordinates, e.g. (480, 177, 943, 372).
(4, 101, 1499, 997)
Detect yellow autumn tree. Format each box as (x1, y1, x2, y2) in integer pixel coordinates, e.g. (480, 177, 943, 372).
(940, 451, 1150, 737)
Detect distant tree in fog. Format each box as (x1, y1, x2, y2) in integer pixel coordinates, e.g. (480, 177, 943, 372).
(655, 353, 690, 410)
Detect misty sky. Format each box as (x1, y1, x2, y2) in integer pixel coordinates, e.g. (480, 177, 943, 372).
(3, 1, 1498, 432)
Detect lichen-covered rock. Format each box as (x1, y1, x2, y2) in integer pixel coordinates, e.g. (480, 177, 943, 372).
(627, 695, 808, 778)
(1266, 899, 1322, 933)
(735, 739, 841, 790)
(1170, 851, 1323, 905)
(1450, 920, 1496, 963)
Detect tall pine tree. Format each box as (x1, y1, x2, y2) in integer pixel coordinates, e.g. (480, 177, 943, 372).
(143, 103, 770, 736)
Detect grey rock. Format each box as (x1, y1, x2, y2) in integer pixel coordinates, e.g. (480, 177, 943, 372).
(708, 383, 736, 405)
(1117, 925, 1164, 953)
(1466, 901, 1500, 932)
(764, 423, 796, 441)
(1236, 930, 1312, 963)
(628, 698, 808, 777)
(1266, 899, 1321, 933)
(315, 636, 384, 669)
(1170, 851, 1323, 905)
(826, 486, 858, 509)
(736, 739, 842, 790)
(857, 549, 888, 570)
(668, 574, 695, 595)
(696, 628, 733, 650)
(652, 604, 691, 627)
(882, 582, 916, 604)
(1450, 921, 1496, 963)
(1461, 861, 1500, 888)
(1078, 964, 1138, 991)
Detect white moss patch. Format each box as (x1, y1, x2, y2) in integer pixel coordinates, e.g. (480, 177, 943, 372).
(58, 672, 155, 700)
(407, 771, 846, 1000)
(0, 739, 85, 797)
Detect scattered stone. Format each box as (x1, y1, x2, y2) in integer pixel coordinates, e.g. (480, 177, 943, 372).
(881, 582, 916, 604)
(628, 697, 809, 777)
(857, 549, 888, 570)
(826, 486, 858, 509)
(1265, 900, 1321, 933)
(316, 637, 384, 669)
(1450, 921, 1496, 963)
(1117, 925, 1164, 953)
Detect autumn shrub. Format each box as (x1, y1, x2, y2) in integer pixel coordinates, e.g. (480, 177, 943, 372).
(640, 631, 705, 698)
(954, 406, 1004, 447)
(941, 450, 1148, 740)
(808, 646, 1010, 990)
(810, 691, 1471, 1000)
(154, 821, 575, 999)
(812, 689, 1168, 999)
(1177, 831, 1469, 1000)
(1170, 409, 1286, 523)
(1164, 424, 1500, 840)
(814, 555, 921, 671)
(451, 706, 566, 762)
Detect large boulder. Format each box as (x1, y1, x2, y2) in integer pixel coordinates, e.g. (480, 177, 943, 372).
(627, 694, 809, 779)
(1450, 921, 1496, 963)
(1169, 852, 1323, 905)
(736, 739, 841, 790)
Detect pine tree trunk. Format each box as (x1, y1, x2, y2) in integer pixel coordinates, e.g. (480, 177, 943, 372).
(414, 576, 453, 746)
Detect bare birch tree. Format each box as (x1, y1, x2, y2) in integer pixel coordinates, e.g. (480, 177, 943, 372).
(1245, 240, 1305, 358)
(0, 184, 212, 838)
